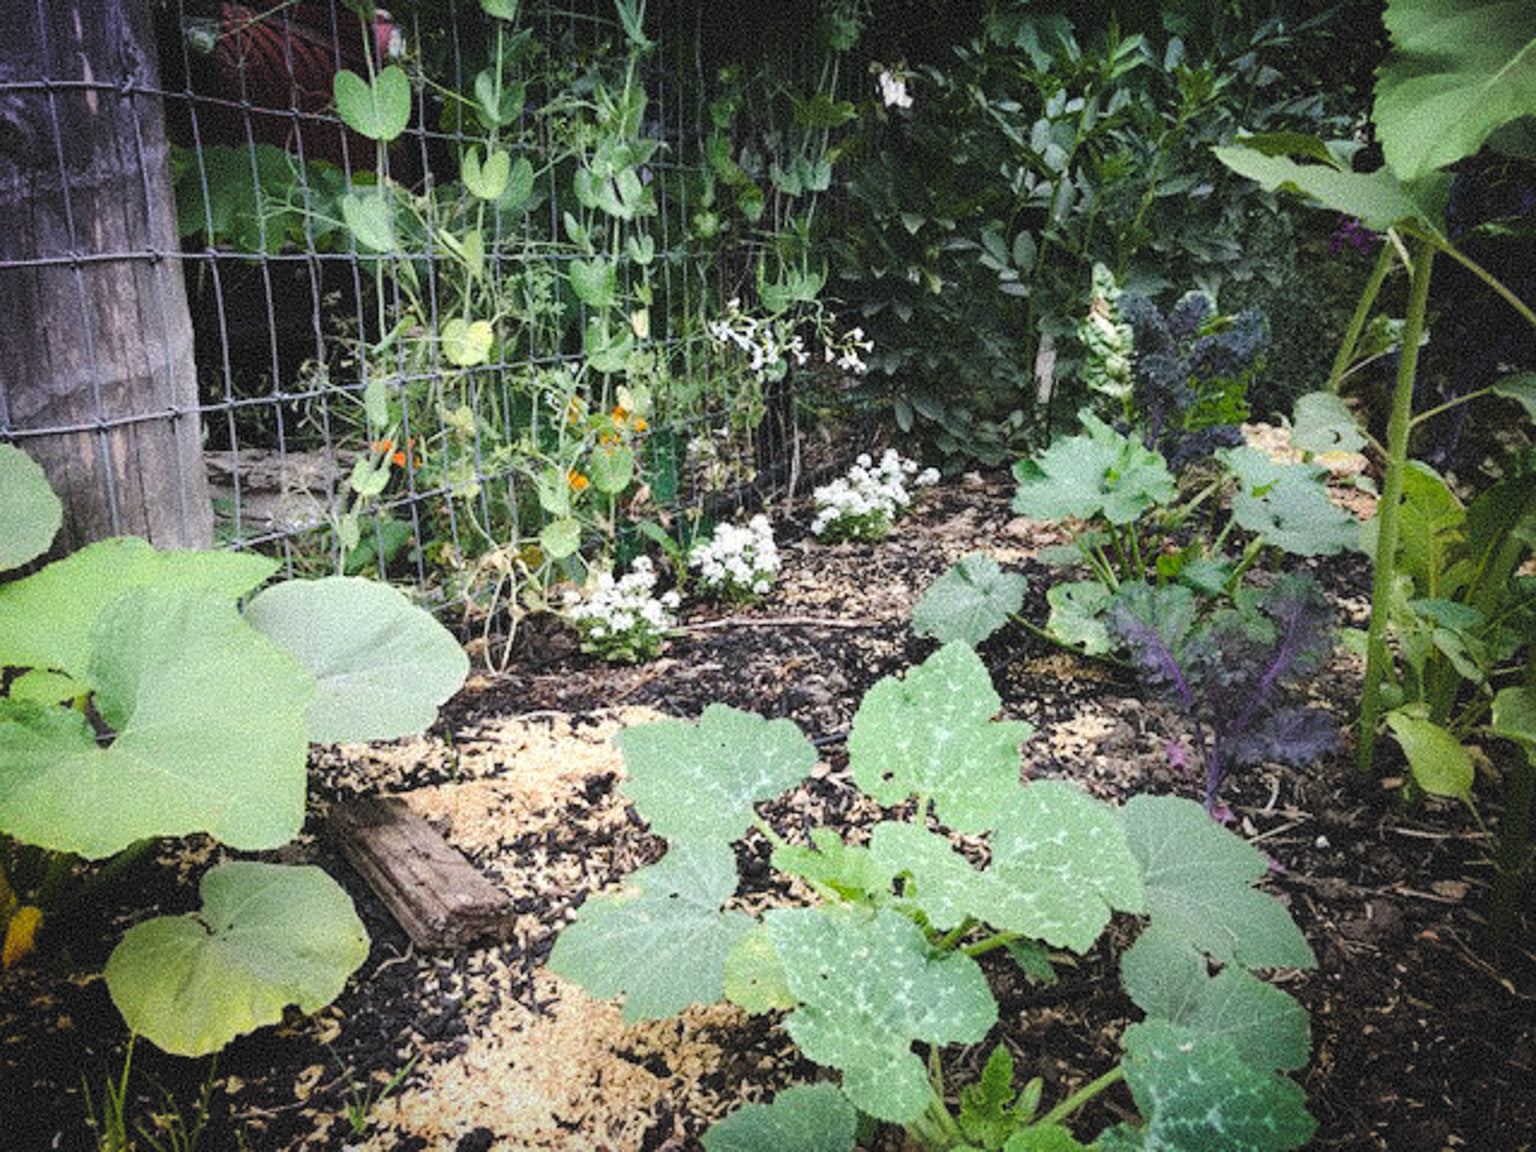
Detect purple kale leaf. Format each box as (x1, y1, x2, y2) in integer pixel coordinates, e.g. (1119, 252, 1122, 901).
(1109, 572, 1338, 813)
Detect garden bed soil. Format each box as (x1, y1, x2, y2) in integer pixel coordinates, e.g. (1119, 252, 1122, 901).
(3, 466, 1534, 1151)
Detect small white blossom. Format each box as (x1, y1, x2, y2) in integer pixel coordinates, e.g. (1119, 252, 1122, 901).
(689, 514, 781, 601)
(811, 449, 938, 543)
(877, 69, 913, 109)
(563, 558, 679, 662)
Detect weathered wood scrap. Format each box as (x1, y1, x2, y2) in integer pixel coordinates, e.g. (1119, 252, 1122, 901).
(329, 795, 515, 950)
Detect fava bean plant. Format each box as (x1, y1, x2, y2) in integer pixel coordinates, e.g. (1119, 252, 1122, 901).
(549, 641, 1317, 1151)
(1214, 0, 1536, 945)
(0, 444, 468, 1056)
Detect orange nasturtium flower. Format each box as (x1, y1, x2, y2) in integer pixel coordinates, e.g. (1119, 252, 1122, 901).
(370, 438, 419, 467)
(568, 470, 590, 491)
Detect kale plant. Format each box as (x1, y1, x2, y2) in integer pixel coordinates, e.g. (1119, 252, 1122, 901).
(1109, 571, 1339, 814)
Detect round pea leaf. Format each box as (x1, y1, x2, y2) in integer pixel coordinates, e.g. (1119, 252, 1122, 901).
(105, 861, 369, 1057)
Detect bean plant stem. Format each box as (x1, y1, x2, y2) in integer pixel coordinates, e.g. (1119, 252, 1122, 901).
(1357, 234, 1436, 776)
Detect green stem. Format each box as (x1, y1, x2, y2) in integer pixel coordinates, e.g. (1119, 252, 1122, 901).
(1487, 751, 1535, 949)
(1357, 237, 1437, 776)
(1326, 239, 1396, 393)
(1036, 1063, 1125, 1129)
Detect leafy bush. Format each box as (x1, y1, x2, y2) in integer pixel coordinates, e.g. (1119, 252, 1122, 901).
(0, 444, 468, 1056)
(549, 641, 1317, 1150)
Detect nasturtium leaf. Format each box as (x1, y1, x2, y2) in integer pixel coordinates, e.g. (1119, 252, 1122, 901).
(547, 841, 754, 1022)
(243, 577, 469, 744)
(1121, 928, 1311, 1072)
(0, 589, 314, 859)
(1012, 412, 1175, 526)
(1375, 1, 1536, 186)
(701, 1083, 857, 1152)
(332, 65, 411, 142)
(722, 924, 794, 1013)
(539, 517, 582, 560)
(105, 862, 368, 1057)
(912, 552, 1027, 647)
(1384, 710, 1474, 802)
(616, 704, 816, 845)
(1121, 795, 1315, 970)
(1218, 446, 1362, 557)
(1120, 1019, 1316, 1152)
(848, 643, 1032, 833)
(0, 443, 61, 572)
(988, 780, 1145, 950)
(765, 905, 998, 1123)
(589, 442, 635, 494)
(0, 537, 276, 680)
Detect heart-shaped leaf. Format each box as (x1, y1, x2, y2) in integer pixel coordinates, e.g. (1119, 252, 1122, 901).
(441, 316, 495, 366)
(341, 190, 397, 252)
(105, 861, 368, 1056)
(333, 66, 411, 142)
(569, 257, 618, 308)
(462, 146, 512, 200)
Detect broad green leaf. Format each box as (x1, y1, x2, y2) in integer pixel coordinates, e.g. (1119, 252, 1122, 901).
(1121, 795, 1315, 970)
(539, 517, 582, 560)
(461, 146, 511, 201)
(569, 257, 618, 308)
(341, 190, 396, 252)
(441, 316, 495, 367)
(1491, 373, 1536, 421)
(535, 467, 572, 517)
(615, 704, 817, 845)
(912, 552, 1027, 647)
(987, 780, 1145, 950)
(0, 538, 276, 681)
(702, 1083, 857, 1152)
(771, 826, 885, 904)
(348, 452, 392, 498)
(500, 155, 535, 211)
(1219, 446, 1362, 557)
(589, 443, 635, 494)
(1121, 1019, 1316, 1152)
(547, 842, 755, 1022)
(1375, 1, 1536, 184)
(1045, 581, 1115, 655)
(1289, 391, 1366, 455)
(0, 588, 315, 858)
(1012, 412, 1174, 526)
(1385, 710, 1474, 801)
(1211, 142, 1437, 234)
(721, 924, 794, 1013)
(848, 643, 1032, 833)
(866, 820, 989, 929)
(1492, 684, 1536, 749)
(0, 444, 61, 572)
(332, 66, 411, 142)
(1003, 1127, 1091, 1152)
(104, 862, 368, 1057)
(242, 577, 469, 744)
(1122, 930, 1311, 1071)
(766, 905, 998, 1123)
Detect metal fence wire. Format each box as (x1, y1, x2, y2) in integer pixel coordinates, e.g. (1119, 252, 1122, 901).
(2, 0, 846, 635)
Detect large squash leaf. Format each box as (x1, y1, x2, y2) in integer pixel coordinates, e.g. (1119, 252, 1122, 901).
(701, 1084, 857, 1152)
(105, 861, 368, 1057)
(0, 443, 61, 572)
(0, 588, 314, 858)
(243, 576, 469, 744)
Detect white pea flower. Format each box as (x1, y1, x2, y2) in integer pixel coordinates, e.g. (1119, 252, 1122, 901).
(877, 69, 913, 109)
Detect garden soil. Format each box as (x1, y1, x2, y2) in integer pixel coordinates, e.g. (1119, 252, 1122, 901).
(3, 463, 1533, 1151)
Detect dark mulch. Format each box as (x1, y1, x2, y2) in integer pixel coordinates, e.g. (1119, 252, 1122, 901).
(2, 469, 1533, 1151)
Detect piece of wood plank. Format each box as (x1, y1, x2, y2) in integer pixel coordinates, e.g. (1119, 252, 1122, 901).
(329, 795, 515, 951)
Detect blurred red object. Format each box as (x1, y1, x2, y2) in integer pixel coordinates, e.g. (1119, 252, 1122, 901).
(168, 1, 411, 175)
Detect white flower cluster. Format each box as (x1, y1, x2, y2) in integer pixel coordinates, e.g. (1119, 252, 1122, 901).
(811, 449, 940, 543)
(877, 68, 913, 109)
(690, 514, 781, 600)
(707, 298, 809, 382)
(562, 556, 680, 662)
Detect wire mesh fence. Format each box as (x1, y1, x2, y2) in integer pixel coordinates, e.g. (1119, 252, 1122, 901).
(2, 0, 854, 642)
